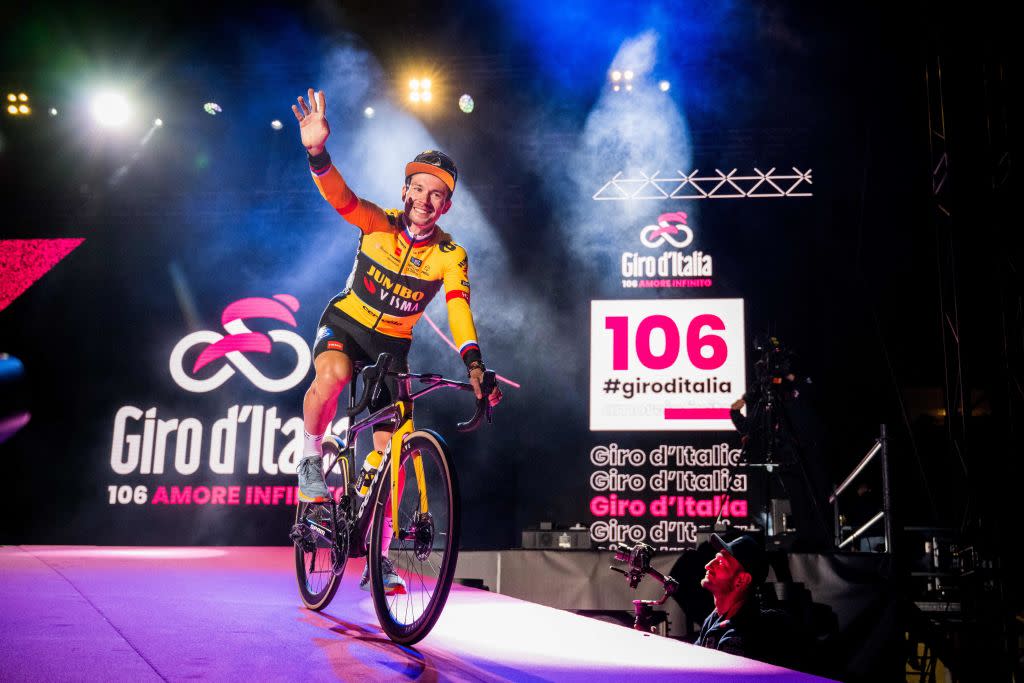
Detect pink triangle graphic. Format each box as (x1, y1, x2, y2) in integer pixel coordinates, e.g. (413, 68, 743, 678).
(0, 238, 85, 312)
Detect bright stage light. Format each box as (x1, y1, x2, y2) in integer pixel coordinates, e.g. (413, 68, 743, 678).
(610, 70, 622, 82)
(6, 104, 17, 115)
(203, 102, 222, 116)
(659, 80, 670, 92)
(407, 76, 433, 106)
(18, 93, 27, 102)
(18, 105, 30, 114)
(90, 91, 132, 127)
(153, 117, 163, 127)
(270, 119, 283, 130)
(364, 106, 375, 118)
(49, 107, 58, 116)
(612, 85, 620, 92)
(625, 84, 632, 92)
(6, 94, 15, 103)
(624, 70, 634, 81)
(459, 94, 474, 114)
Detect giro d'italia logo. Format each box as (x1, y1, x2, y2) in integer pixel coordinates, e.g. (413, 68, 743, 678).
(640, 212, 693, 249)
(169, 295, 311, 393)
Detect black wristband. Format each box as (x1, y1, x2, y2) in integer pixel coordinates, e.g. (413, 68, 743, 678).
(467, 360, 486, 376)
(307, 149, 331, 172)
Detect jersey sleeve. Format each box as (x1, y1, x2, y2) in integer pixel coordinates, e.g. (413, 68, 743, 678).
(442, 244, 482, 366)
(308, 150, 393, 234)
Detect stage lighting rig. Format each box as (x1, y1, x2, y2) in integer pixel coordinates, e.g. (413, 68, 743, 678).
(6, 93, 31, 116)
(408, 77, 434, 106)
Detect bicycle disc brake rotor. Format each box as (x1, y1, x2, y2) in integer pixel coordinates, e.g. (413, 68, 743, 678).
(411, 511, 435, 561)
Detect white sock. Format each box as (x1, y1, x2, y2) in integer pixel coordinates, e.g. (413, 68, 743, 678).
(303, 431, 324, 459)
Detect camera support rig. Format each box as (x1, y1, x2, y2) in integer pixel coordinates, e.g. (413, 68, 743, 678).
(609, 542, 680, 633)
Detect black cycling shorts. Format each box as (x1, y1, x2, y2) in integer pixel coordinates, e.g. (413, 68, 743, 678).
(312, 305, 410, 430)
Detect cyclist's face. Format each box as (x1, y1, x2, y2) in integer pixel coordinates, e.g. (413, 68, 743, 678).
(402, 173, 451, 228)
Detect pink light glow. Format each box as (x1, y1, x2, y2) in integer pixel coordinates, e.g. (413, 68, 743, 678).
(0, 238, 84, 311)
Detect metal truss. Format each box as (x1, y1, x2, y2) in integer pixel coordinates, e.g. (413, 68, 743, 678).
(592, 167, 813, 200)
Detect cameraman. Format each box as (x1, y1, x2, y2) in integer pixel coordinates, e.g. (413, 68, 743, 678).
(695, 534, 767, 656)
(695, 534, 805, 669)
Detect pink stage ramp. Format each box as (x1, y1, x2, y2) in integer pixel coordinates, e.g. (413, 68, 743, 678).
(0, 546, 832, 682)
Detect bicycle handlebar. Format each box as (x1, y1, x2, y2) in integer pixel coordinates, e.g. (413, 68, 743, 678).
(346, 353, 497, 432)
(456, 370, 496, 433)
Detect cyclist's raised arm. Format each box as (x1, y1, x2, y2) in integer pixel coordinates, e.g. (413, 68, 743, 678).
(292, 88, 391, 235)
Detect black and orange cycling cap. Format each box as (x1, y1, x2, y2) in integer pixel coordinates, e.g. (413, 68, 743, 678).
(405, 150, 458, 195)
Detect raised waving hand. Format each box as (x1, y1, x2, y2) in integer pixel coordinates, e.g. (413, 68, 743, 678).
(292, 88, 330, 156)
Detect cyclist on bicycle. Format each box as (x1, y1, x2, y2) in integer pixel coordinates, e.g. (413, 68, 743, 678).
(291, 89, 501, 594)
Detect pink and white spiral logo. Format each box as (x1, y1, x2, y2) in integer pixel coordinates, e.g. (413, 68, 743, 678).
(640, 212, 694, 249)
(169, 295, 311, 393)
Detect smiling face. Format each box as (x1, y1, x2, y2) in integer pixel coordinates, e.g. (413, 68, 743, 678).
(701, 550, 751, 597)
(401, 172, 451, 229)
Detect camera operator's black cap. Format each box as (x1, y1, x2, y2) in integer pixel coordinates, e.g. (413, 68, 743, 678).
(711, 533, 768, 585)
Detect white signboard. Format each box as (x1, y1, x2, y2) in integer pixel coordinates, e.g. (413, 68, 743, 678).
(590, 299, 746, 431)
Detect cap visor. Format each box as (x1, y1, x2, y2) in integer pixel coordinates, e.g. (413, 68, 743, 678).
(405, 162, 455, 192)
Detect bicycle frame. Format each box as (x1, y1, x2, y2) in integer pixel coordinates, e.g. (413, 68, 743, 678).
(323, 369, 470, 554)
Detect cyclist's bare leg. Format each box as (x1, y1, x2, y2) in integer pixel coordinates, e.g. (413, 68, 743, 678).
(304, 351, 352, 440)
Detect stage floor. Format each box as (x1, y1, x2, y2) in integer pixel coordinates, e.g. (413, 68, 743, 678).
(0, 546, 831, 681)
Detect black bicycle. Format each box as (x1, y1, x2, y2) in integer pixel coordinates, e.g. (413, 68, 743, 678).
(289, 352, 496, 644)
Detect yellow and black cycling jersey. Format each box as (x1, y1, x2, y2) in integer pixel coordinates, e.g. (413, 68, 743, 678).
(309, 151, 481, 365)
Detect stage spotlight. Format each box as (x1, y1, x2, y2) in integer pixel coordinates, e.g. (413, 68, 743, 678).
(270, 119, 283, 130)
(18, 105, 30, 114)
(18, 93, 28, 102)
(153, 117, 163, 127)
(6, 105, 17, 115)
(407, 76, 432, 105)
(625, 84, 632, 92)
(459, 94, 474, 114)
(203, 102, 222, 116)
(49, 107, 58, 116)
(6, 94, 15, 103)
(659, 80, 670, 92)
(613, 85, 620, 92)
(90, 91, 132, 127)
(624, 70, 634, 81)
(610, 70, 622, 82)
(364, 106, 375, 118)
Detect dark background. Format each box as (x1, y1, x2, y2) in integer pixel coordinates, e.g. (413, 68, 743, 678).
(1, 0, 1019, 656)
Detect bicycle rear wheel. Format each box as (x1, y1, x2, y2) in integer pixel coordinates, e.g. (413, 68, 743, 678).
(369, 429, 460, 645)
(293, 437, 349, 610)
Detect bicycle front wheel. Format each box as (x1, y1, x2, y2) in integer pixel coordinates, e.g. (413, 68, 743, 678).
(293, 437, 349, 611)
(369, 429, 460, 645)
